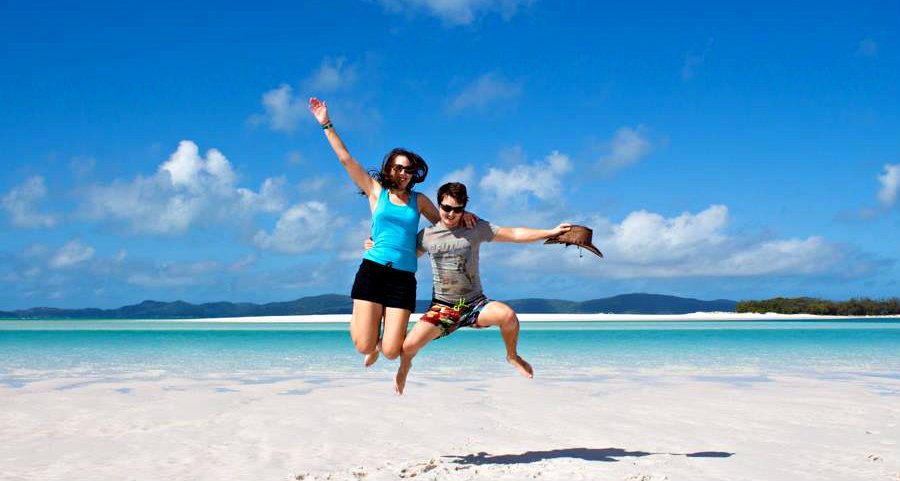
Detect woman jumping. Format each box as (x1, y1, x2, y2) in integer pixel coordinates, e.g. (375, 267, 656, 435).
(308, 97, 473, 366)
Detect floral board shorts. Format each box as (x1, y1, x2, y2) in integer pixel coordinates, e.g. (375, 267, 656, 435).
(419, 296, 492, 339)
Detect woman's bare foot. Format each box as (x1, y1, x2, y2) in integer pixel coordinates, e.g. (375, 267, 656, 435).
(364, 342, 381, 367)
(394, 359, 411, 395)
(507, 354, 534, 378)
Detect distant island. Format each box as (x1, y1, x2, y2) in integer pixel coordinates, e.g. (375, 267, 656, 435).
(7, 294, 896, 320)
(737, 297, 900, 316)
(0, 293, 738, 319)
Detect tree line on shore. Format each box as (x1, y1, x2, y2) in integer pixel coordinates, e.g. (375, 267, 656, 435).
(737, 297, 900, 316)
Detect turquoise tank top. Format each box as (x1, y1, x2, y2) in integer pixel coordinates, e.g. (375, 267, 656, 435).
(363, 188, 420, 272)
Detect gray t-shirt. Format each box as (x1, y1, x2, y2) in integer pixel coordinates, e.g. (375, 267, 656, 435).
(417, 219, 499, 304)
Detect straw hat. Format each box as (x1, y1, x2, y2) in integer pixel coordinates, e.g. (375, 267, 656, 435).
(544, 225, 603, 258)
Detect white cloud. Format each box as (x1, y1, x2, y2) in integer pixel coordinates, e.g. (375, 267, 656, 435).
(418, 165, 476, 211)
(229, 254, 257, 271)
(238, 176, 288, 213)
(715, 237, 837, 276)
(126, 260, 221, 288)
(3, 241, 351, 308)
(606, 205, 728, 263)
(252, 57, 379, 133)
(2, 176, 57, 228)
(338, 218, 375, 261)
(83, 141, 287, 234)
(253, 201, 343, 254)
(498, 145, 527, 164)
(448, 73, 522, 113)
(438, 165, 475, 187)
(299, 176, 329, 193)
(877, 164, 899, 206)
(49, 240, 95, 269)
(379, 0, 532, 25)
(304, 57, 358, 93)
(495, 205, 849, 279)
(254, 83, 308, 133)
(597, 206, 844, 277)
(480, 150, 571, 202)
(159, 140, 236, 191)
(858, 38, 878, 57)
(598, 126, 652, 172)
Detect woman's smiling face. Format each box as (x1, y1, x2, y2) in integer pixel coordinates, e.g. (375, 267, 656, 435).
(390, 155, 414, 190)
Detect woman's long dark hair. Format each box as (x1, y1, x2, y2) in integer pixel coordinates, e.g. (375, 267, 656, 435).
(368, 148, 428, 194)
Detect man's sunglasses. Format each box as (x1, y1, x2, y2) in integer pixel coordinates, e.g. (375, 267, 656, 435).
(391, 165, 417, 174)
(439, 203, 465, 214)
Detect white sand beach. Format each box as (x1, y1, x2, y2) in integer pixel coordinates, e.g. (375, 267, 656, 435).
(1, 369, 898, 481)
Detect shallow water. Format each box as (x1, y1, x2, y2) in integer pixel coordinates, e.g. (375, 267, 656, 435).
(1, 319, 899, 384)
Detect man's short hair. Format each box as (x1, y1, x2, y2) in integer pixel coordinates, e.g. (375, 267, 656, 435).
(437, 182, 468, 206)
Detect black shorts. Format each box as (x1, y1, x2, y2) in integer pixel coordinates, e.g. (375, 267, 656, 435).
(350, 259, 417, 312)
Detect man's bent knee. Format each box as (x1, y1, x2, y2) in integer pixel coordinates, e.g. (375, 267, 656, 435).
(401, 339, 426, 358)
(498, 306, 518, 326)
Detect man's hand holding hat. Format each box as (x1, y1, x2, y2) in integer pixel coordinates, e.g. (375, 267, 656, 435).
(544, 224, 604, 259)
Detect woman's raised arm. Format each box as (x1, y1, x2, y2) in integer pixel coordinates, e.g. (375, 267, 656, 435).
(308, 97, 379, 197)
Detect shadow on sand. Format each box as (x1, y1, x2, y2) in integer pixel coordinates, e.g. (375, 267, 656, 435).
(444, 448, 734, 465)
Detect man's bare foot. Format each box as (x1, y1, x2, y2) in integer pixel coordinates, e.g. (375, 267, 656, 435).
(394, 359, 411, 395)
(363, 342, 381, 367)
(507, 354, 534, 378)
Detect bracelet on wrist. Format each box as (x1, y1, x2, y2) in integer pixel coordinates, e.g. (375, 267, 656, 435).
(322, 122, 333, 130)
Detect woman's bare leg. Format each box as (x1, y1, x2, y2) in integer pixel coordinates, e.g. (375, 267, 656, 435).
(351, 299, 384, 367)
(381, 307, 412, 361)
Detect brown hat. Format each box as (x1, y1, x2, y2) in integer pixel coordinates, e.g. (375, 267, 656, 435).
(544, 225, 603, 258)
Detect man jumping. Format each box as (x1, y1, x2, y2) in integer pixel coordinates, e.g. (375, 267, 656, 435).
(393, 182, 570, 394)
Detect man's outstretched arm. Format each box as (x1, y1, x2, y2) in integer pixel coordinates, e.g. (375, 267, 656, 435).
(493, 223, 571, 243)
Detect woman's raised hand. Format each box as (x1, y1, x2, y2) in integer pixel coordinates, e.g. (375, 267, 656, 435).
(461, 211, 478, 229)
(308, 97, 330, 126)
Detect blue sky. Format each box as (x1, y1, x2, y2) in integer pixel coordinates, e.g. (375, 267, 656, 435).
(1, 0, 898, 309)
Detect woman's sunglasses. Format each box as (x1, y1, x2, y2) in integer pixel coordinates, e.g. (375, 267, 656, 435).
(391, 165, 417, 174)
(439, 203, 465, 214)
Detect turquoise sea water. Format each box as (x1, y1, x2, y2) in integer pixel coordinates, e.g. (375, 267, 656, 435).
(1, 320, 899, 385)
